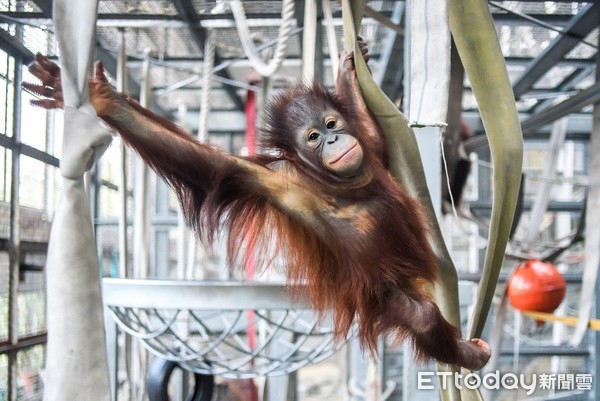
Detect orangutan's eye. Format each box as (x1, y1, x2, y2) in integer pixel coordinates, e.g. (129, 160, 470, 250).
(308, 132, 320, 141)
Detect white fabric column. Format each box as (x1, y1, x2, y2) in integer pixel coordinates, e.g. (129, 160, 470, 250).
(407, 0, 451, 128)
(44, 3, 112, 400)
(404, 1, 450, 400)
(406, 0, 451, 215)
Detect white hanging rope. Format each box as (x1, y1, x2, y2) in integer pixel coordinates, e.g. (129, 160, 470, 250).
(231, 0, 295, 77)
(45, 0, 112, 398)
(184, 30, 216, 280)
(440, 130, 458, 219)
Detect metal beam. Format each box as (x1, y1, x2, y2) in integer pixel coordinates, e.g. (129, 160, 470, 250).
(172, 0, 244, 111)
(490, 1, 578, 34)
(499, 346, 589, 357)
(178, 110, 246, 132)
(512, 2, 600, 99)
(459, 271, 584, 284)
(0, 9, 573, 26)
(32, 0, 52, 16)
(1, 12, 390, 30)
(505, 55, 595, 67)
(492, 13, 573, 26)
(0, 134, 59, 167)
(0, 28, 34, 64)
(462, 111, 592, 151)
(123, 55, 591, 70)
(0, 8, 572, 25)
(528, 66, 595, 113)
(470, 200, 583, 212)
(497, 0, 591, 2)
(1, 9, 355, 22)
(364, 6, 403, 35)
(521, 82, 600, 133)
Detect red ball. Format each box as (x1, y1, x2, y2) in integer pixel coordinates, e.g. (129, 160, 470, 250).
(507, 260, 566, 313)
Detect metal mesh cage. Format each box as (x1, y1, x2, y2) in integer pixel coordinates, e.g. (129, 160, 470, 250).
(103, 279, 352, 379)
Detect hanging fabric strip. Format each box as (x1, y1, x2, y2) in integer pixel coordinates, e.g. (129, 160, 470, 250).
(447, 0, 524, 343)
(44, 1, 112, 400)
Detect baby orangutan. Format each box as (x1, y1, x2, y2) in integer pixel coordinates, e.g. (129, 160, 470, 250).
(25, 44, 490, 370)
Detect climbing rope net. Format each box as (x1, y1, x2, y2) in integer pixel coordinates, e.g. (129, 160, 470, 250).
(104, 279, 353, 379)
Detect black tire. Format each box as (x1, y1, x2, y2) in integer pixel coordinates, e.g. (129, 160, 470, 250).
(147, 358, 214, 401)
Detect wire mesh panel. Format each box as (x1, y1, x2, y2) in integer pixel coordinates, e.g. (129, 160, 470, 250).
(16, 344, 45, 400)
(103, 279, 351, 379)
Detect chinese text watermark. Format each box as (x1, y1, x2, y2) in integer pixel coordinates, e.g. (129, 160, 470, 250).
(417, 371, 593, 395)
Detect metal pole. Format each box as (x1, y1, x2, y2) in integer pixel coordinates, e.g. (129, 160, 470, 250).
(133, 48, 151, 281)
(592, 41, 600, 401)
(7, 54, 23, 401)
(116, 27, 130, 401)
(131, 48, 152, 401)
(322, 0, 339, 81)
(117, 28, 129, 279)
(301, 0, 317, 80)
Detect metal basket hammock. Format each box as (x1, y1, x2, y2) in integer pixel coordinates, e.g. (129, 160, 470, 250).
(103, 279, 353, 379)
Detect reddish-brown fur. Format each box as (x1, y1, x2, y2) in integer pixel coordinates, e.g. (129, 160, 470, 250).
(111, 82, 488, 370)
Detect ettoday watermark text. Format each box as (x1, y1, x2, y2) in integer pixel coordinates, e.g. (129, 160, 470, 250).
(417, 371, 592, 395)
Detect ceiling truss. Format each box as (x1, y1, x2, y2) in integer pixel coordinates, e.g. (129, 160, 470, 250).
(0, 0, 596, 134)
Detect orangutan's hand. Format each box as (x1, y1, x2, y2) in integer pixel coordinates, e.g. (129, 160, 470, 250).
(24, 53, 123, 117)
(87, 61, 124, 117)
(23, 53, 64, 109)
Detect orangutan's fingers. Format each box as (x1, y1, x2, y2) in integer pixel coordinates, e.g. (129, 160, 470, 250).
(30, 98, 64, 110)
(28, 62, 58, 88)
(94, 61, 109, 83)
(35, 53, 60, 77)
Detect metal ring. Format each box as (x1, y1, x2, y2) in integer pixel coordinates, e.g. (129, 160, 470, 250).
(147, 357, 214, 401)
